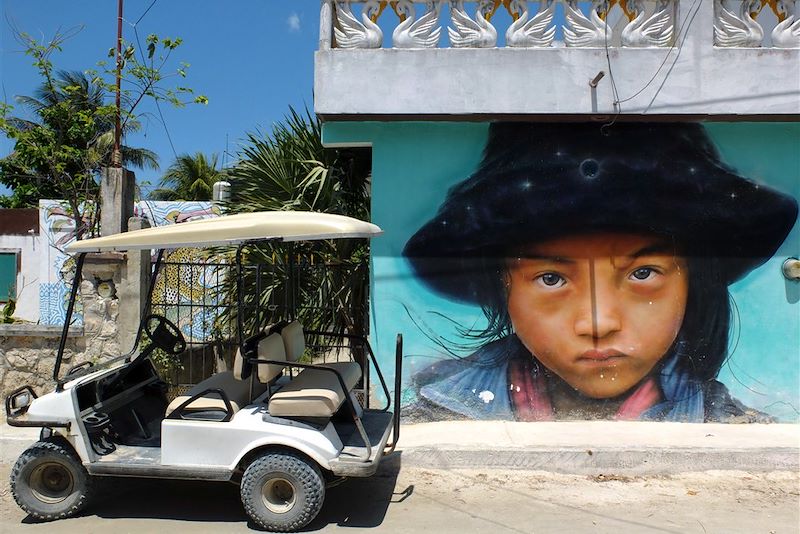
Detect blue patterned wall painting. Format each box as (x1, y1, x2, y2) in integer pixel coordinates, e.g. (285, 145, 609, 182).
(38, 200, 220, 334)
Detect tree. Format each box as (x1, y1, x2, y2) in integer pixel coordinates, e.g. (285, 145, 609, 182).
(0, 29, 206, 239)
(222, 107, 372, 342)
(149, 152, 225, 201)
(1, 70, 159, 210)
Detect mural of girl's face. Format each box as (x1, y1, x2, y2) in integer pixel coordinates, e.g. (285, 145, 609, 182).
(505, 233, 689, 399)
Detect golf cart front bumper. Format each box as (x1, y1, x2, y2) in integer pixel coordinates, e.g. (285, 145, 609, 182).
(5, 385, 72, 430)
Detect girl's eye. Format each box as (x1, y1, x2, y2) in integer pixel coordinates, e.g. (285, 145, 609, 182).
(537, 273, 566, 288)
(631, 267, 657, 281)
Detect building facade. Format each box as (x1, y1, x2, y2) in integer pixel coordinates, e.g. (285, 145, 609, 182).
(315, 0, 800, 422)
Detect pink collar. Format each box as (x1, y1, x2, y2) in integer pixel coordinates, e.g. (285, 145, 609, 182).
(508, 357, 661, 421)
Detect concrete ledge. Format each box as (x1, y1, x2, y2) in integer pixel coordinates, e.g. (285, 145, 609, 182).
(403, 447, 799, 474)
(0, 324, 83, 338)
(315, 47, 800, 117)
(397, 421, 800, 474)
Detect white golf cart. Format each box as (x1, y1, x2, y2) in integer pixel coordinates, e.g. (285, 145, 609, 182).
(5, 211, 402, 531)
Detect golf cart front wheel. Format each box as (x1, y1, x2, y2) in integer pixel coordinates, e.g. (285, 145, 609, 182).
(10, 439, 93, 521)
(240, 451, 325, 532)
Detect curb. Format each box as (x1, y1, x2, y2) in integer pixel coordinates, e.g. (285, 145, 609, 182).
(400, 446, 800, 474)
(395, 421, 800, 474)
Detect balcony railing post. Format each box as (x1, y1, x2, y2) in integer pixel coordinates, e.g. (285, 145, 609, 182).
(320, 0, 334, 50)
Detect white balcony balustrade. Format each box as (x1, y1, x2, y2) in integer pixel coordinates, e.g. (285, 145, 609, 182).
(324, 1, 681, 49)
(323, 0, 800, 49)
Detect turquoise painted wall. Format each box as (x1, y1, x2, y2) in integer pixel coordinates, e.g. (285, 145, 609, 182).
(324, 121, 800, 422)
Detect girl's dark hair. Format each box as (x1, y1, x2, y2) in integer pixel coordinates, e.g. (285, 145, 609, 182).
(469, 254, 732, 381)
(677, 257, 731, 381)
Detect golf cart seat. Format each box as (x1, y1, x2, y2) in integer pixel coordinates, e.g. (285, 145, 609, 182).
(164, 344, 266, 420)
(280, 321, 363, 383)
(264, 324, 361, 418)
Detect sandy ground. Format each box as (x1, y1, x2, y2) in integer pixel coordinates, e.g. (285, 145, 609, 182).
(2, 456, 798, 533)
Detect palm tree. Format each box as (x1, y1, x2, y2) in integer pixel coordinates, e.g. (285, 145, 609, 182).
(149, 152, 226, 201)
(9, 70, 159, 172)
(220, 107, 372, 344)
(1, 70, 159, 222)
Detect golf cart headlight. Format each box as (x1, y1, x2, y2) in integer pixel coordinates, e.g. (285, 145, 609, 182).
(12, 392, 32, 410)
(6, 386, 36, 416)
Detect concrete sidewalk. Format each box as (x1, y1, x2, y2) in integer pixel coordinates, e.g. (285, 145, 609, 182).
(2, 420, 798, 474)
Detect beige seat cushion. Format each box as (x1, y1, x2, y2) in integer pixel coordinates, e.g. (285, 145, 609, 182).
(281, 321, 305, 362)
(165, 371, 264, 418)
(268, 364, 361, 418)
(233, 348, 246, 380)
(320, 361, 361, 388)
(280, 320, 362, 385)
(257, 333, 287, 384)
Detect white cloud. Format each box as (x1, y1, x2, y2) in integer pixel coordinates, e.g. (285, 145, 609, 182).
(287, 13, 301, 32)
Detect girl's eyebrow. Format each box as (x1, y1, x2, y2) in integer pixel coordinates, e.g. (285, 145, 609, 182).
(630, 242, 673, 258)
(513, 254, 576, 264)
(513, 243, 673, 263)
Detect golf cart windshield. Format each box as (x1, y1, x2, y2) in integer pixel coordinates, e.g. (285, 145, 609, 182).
(55, 211, 382, 385)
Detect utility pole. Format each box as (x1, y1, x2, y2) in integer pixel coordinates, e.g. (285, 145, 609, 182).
(102, 0, 134, 236)
(113, 0, 123, 167)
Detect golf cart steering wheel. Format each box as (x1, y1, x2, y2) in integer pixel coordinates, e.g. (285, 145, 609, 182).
(144, 314, 187, 356)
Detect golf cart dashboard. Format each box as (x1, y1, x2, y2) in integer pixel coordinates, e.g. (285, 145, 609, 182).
(76, 359, 163, 414)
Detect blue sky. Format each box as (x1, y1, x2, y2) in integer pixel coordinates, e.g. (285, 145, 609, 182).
(1, 0, 321, 196)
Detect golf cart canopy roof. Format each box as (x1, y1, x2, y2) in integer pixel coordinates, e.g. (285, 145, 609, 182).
(66, 211, 383, 252)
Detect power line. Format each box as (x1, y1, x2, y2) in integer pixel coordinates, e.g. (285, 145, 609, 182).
(154, 96, 178, 159)
(616, 0, 702, 105)
(127, 0, 178, 161)
(601, 0, 703, 129)
(602, 5, 621, 132)
(134, 0, 158, 26)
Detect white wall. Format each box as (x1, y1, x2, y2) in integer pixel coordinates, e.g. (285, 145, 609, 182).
(0, 232, 41, 322)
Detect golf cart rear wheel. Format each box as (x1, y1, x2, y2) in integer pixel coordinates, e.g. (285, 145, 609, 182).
(10, 439, 93, 521)
(240, 451, 325, 532)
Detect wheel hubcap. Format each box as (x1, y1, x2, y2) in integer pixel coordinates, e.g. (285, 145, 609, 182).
(30, 463, 74, 504)
(262, 477, 296, 514)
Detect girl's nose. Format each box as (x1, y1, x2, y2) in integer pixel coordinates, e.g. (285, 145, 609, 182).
(573, 262, 622, 339)
(574, 309, 622, 339)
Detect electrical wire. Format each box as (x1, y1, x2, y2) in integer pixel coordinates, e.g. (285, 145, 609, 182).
(154, 96, 179, 159)
(134, 0, 159, 26)
(616, 0, 702, 105)
(127, 0, 179, 160)
(601, 0, 703, 128)
(602, 4, 621, 132)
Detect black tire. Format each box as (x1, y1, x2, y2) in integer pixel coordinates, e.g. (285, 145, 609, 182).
(240, 451, 325, 532)
(10, 439, 93, 521)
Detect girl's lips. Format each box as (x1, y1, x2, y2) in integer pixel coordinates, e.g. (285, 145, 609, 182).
(577, 350, 627, 364)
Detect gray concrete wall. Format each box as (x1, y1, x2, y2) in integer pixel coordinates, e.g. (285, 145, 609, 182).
(315, 0, 800, 117)
(0, 325, 85, 396)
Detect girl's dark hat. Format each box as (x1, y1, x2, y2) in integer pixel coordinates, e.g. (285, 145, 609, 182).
(403, 122, 798, 303)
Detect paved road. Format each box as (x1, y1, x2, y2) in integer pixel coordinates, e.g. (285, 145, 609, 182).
(2, 454, 798, 533)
